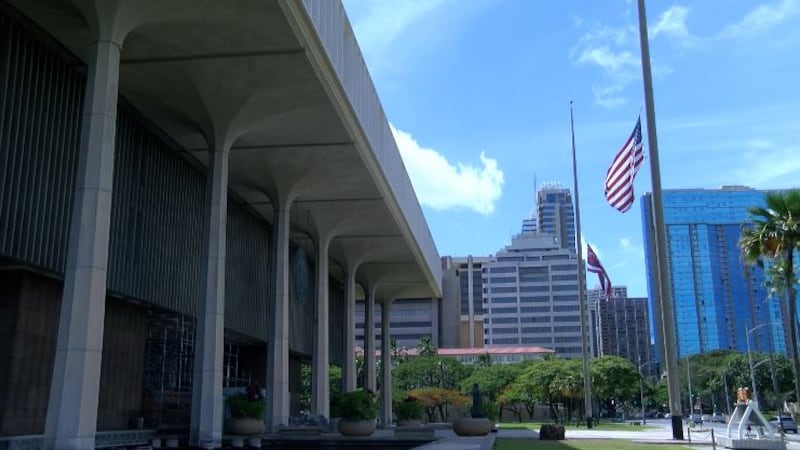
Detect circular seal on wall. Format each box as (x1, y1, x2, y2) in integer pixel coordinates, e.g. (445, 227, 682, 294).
(291, 246, 310, 305)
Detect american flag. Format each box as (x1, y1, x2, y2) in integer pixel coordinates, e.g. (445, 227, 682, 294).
(586, 244, 612, 300)
(604, 117, 644, 213)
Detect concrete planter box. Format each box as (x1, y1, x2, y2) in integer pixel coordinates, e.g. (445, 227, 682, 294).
(397, 419, 423, 427)
(226, 418, 265, 436)
(453, 418, 492, 436)
(338, 419, 376, 436)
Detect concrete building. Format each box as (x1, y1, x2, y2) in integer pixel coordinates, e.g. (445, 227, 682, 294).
(0, 2, 440, 448)
(590, 287, 654, 376)
(397, 346, 554, 365)
(483, 231, 590, 358)
(440, 255, 492, 348)
(642, 186, 786, 361)
(355, 298, 439, 350)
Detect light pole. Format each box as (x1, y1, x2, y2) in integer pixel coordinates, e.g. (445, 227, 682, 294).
(639, 359, 654, 425)
(746, 322, 774, 407)
(687, 356, 693, 416)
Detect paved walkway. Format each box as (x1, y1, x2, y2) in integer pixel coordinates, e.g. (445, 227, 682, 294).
(381, 420, 800, 450)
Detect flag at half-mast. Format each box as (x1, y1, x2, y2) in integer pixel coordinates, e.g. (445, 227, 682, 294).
(586, 244, 612, 300)
(604, 117, 644, 213)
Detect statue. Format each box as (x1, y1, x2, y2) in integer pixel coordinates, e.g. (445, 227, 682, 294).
(471, 383, 483, 418)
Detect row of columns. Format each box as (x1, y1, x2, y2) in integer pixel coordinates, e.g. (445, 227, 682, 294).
(41, 7, 399, 448)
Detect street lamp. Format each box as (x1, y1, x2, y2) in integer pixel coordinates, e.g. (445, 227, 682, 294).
(746, 322, 774, 406)
(639, 358, 655, 425)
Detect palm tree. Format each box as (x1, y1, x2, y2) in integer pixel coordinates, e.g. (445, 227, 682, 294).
(739, 190, 800, 404)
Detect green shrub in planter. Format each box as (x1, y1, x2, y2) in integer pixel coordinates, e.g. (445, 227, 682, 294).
(394, 397, 424, 421)
(338, 390, 377, 421)
(227, 385, 265, 419)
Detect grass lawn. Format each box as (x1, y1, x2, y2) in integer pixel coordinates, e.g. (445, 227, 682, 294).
(497, 421, 657, 432)
(494, 438, 693, 450)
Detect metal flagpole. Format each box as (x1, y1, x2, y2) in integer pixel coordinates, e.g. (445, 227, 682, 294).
(570, 101, 594, 428)
(636, 0, 683, 440)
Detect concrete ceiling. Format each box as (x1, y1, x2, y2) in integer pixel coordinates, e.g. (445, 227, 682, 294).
(9, 0, 441, 298)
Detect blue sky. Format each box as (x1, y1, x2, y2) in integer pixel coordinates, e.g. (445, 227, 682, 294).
(341, 0, 800, 297)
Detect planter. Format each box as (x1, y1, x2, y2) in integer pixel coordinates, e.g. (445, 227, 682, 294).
(226, 417, 265, 435)
(338, 419, 376, 436)
(453, 417, 492, 436)
(397, 419, 423, 427)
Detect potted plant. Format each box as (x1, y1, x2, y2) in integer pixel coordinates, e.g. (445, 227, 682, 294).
(395, 396, 424, 426)
(337, 390, 378, 436)
(226, 384, 265, 435)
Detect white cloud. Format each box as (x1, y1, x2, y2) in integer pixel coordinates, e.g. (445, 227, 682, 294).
(650, 5, 695, 46)
(722, 0, 800, 38)
(344, 0, 450, 60)
(619, 237, 645, 260)
(571, 6, 690, 108)
(592, 85, 628, 108)
(727, 141, 800, 188)
(571, 24, 640, 108)
(390, 125, 504, 215)
(576, 46, 639, 73)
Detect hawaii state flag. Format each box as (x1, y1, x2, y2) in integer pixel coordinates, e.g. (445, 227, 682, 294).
(587, 244, 612, 300)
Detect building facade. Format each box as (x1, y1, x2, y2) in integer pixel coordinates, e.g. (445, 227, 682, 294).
(440, 256, 491, 348)
(642, 187, 785, 360)
(483, 231, 591, 358)
(0, 2, 441, 447)
(590, 287, 654, 376)
(536, 184, 577, 252)
(355, 298, 439, 350)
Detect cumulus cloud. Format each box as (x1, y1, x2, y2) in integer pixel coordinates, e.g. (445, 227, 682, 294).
(619, 237, 645, 260)
(650, 5, 695, 46)
(571, 23, 640, 108)
(391, 125, 504, 215)
(571, 5, 690, 107)
(722, 0, 800, 38)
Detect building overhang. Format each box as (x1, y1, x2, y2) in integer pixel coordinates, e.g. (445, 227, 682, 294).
(9, 0, 441, 298)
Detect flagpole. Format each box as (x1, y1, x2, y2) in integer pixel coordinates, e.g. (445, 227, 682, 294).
(570, 101, 594, 428)
(636, 0, 683, 440)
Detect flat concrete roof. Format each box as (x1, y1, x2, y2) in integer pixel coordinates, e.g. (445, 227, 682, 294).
(10, 0, 441, 298)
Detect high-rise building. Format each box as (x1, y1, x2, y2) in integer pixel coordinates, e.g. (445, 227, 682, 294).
(483, 231, 590, 358)
(440, 256, 492, 348)
(641, 186, 786, 360)
(537, 184, 577, 252)
(589, 286, 654, 376)
(355, 298, 440, 351)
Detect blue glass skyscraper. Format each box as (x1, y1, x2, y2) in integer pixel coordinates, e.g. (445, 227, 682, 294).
(641, 187, 787, 360)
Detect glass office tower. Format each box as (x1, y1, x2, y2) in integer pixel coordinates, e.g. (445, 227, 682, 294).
(642, 187, 787, 359)
(537, 184, 577, 253)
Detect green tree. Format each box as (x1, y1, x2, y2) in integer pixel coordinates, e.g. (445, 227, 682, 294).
(512, 358, 582, 423)
(393, 355, 470, 392)
(416, 336, 437, 357)
(739, 189, 800, 402)
(498, 380, 537, 422)
(476, 352, 493, 367)
(591, 356, 640, 418)
(460, 363, 523, 420)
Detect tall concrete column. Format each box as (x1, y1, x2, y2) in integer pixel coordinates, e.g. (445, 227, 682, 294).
(190, 138, 230, 447)
(430, 297, 440, 346)
(43, 36, 121, 450)
(267, 195, 292, 430)
(380, 300, 392, 428)
(311, 235, 331, 417)
(364, 289, 376, 392)
(342, 268, 357, 392)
